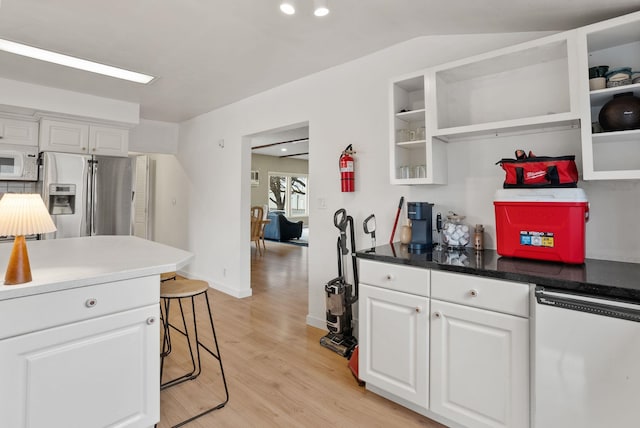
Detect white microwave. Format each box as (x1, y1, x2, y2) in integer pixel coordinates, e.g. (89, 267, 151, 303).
(0, 144, 38, 181)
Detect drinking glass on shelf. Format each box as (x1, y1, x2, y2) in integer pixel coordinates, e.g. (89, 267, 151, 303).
(416, 127, 426, 140)
(397, 129, 409, 142)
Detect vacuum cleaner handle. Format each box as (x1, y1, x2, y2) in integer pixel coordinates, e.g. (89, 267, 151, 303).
(363, 214, 376, 247)
(334, 208, 348, 255)
(347, 215, 359, 304)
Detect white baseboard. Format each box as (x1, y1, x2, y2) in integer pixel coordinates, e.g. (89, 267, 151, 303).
(306, 314, 327, 330)
(178, 269, 252, 298)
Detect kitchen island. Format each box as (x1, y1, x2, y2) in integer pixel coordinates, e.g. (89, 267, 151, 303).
(0, 236, 193, 428)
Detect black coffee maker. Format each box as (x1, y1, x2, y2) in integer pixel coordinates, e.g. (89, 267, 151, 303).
(408, 202, 434, 252)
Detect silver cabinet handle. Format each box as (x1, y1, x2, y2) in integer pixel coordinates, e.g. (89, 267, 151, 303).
(85, 298, 97, 308)
(433, 311, 441, 318)
(470, 289, 479, 297)
(146, 317, 156, 325)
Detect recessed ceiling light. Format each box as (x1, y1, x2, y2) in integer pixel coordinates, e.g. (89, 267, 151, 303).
(314, 0, 329, 16)
(281, 148, 287, 152)
(280, 0, 296, 15)
(0, 38, 155, 84)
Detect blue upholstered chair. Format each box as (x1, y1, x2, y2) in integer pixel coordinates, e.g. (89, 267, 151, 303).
(263, 211, 303, 242)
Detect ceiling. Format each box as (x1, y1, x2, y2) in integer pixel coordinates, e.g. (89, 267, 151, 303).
(251, 125, 309, 159)
(0, 1, 638, 123)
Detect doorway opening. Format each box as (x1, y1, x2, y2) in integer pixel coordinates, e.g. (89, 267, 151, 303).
(245, 122, 309, 292)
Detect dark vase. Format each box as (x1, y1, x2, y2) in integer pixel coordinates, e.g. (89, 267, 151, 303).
(598, 92, 640, 131)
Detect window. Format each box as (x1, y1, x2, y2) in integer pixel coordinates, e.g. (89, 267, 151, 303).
(268, 172, 308, 218)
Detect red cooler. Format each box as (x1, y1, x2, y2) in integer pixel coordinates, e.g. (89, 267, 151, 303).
(494, 189, 589, 264)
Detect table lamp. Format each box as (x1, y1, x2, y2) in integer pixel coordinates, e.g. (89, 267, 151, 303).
(0, 193, 57, 285)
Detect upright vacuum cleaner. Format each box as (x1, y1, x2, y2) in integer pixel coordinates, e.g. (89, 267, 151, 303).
(320, 208, 358, 358)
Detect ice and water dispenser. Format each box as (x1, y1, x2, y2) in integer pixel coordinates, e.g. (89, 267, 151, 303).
(48, 184, 76, 215)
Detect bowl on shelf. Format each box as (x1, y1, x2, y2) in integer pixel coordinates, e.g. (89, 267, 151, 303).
(605, 67, 633, 88)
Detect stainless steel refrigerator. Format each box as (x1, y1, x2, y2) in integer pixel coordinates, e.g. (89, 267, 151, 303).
(39, 152, 133, 239)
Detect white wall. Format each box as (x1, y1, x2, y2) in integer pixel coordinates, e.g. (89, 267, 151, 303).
(157, 32, 640, 328)
(147, 154, 190, 250)
(130, 119, 179, 154)
(0, 77, 139, 124)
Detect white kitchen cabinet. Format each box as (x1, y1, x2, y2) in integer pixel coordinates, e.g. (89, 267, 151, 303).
(429, 32, 579, 141)
(0, 117, 39, 146)
(389, 31, 580, 186)
(0, 275, 160, 428)
(430, 271, 530, 428)
(40, 118, 129, 157)
(360, 283, 429, 408)
(358, 259, 430, 411)
(577, 11, 640, 180)
(389, 72, 447, 185)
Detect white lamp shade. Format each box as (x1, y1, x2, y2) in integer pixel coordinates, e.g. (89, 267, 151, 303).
(0, 193, 57, 236)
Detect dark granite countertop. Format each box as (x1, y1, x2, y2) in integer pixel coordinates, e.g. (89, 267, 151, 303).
(356, 244, 640, 303)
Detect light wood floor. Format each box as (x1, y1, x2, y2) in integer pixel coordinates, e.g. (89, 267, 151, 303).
(158, 242, 444, 427)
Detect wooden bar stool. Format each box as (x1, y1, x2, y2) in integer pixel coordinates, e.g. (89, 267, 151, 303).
(159, 279, 229, 427)
(160, 271, 177, 282)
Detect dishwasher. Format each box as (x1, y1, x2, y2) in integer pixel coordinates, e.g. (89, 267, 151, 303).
(534, 285, 640, 428)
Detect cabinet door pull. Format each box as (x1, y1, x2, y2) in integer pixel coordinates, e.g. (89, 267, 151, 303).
(415, 307, 421, 313)
(433, 311, 441, 318)
(385, 274, 393, 281)
(85, 298, 97, 308)
(146, 317, 156, 325)
(470, 289, 479, 297)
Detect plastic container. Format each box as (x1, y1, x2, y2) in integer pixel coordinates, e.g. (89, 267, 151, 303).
(493, 189, 589, 264)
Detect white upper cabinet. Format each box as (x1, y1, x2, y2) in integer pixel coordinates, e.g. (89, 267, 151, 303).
(577, 11, 640, 180)
(390, 11, 640, 184)
(0, 118, 39, 146)
(89, 125, 130, 157)
(389, 32, 579, 186)
(390, 72, 447, 185)
(429, 32, 579, 140)
(40, 118, 129, 157)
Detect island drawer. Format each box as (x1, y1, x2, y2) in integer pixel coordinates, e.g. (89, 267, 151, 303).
(431, 270, 530, 317)
(0, 275, 159, 340)
(359, 259, 430, 297)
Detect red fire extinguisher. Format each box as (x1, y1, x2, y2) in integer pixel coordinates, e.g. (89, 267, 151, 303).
(339, 144, 355, 192)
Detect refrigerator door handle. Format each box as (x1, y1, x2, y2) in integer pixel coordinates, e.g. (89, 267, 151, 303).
(91, 160, 98, 236)
(85, 158, 92, 236)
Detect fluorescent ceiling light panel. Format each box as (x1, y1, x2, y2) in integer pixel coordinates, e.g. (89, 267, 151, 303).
(0, 38, 155, 84)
